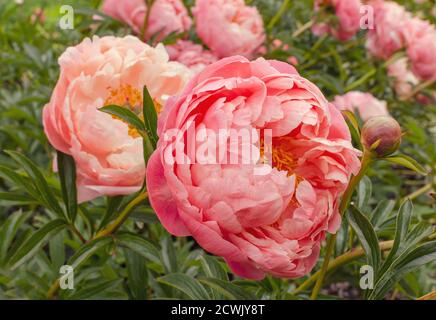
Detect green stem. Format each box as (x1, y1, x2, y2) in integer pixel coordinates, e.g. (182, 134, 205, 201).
(267, 0, 290, 31)
(292, 20, 314, 38)
(94, 191, 148, 239)
(310, 150, 373, 299)
(140, 0, 154, 41)
(294, 240, 395, 295)
(69, 224, 86, 243)
(401, 182, 433, 202)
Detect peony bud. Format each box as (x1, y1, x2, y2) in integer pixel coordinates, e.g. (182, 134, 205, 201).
(361, 116, 402, 157)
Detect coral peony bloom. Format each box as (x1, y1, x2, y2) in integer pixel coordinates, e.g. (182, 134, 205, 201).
(43, 36, 191, 202)
(192, 0, 265, 58)
(332, 91, 389, 121)
(146, 56, 361, 279)
(365, 0, 410, 59)
(312, 0, 362, 41)
(165, 40, 218, 73)
(101, 0, 192, 41)
(387, 57, 419, 99)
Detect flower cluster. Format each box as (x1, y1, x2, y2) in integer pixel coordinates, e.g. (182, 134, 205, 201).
(101, 0, 265, 72)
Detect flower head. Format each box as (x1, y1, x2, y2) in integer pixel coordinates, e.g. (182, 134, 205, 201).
(192, 0, 265, 58)
(101, 0, 192, 41)
(43, 36, 191, 202)
(146, 56, 361, 279)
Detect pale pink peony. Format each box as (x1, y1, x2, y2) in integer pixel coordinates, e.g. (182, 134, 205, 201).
(43, 36, 191, 202)
(406, 27, 436, 80)
(332, 91, 389, 121)
(365, 0, 410, 59)
(312, 0, 362, 41)
(101, 0, 192, 41)
(387, 57, 419, 99)
(165, 40, 218, 73)
(146, 56, 361, 279)
(192, 0, 265, 58)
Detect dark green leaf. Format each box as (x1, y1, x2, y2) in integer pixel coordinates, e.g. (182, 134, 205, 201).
(68, 279, 122, 300)
(199, 277, 256, 300)
(57, 151, 78, 222)
(370, 199, 395, 229)
(142, 86, 158, 147)
(99, 105, 145, 134)
(7, 219, 67, 269)
(124, 248, 148, 300)
(5, 151, 64, 216)
(158, 273, 210, 300)
(347, 206, 381, 276)
(357, 176, 372, 210)
(379, 200, 413, 275)
(116, 232, 161, 264)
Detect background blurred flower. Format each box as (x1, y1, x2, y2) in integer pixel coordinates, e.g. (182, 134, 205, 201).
(101, 0, 192, 41)
(146, 56, 360, 279)
(388, 57, 419, 99)
(406, 28, 436, 80)
(192, 0, 265, 58)
(365, 0, 410, 59)
(312, 0, 362, 41)
(332, 91, 389, 121)
(43, 36, 191, 202)
(165, 40, 218, 73)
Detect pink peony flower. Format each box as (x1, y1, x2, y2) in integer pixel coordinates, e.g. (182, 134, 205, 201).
(387, 57, 419, 99)
(43, 36, 191, 202)
(101, 0, 192, 41)
(406, 27, 436, 80)
(312, 0, 362, 41)
(146, 56, 361, 279)
(365, 0, 410, 59)
(192, 0, 265, 58)
(165, 40, 218, 73)
(332, 91, 389, 121)
(402, 16, 433, 46)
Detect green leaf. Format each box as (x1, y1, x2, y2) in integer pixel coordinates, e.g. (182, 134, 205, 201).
(341, 110, 360, 137)
(347, 206, 381, 276)
(68, 279, 122, 300)
(161, 236, 178, 273)
(0, 164, 38, 199)
(57, 151, 78, 223)
(370, 199, 395, 229)
(370, 241, 436, 299)
(357, 176, 372, 210)
(158, 273, 211, 300)
(99, 105, 145, 134)
(7, 219, 67, 269)
(124, 248, 148, 300)
(49, 232, 65, 270)
(98, 195, 124, 231)
(199, 277, 256, 300)
(383, 154, 427, 176)
(0, 210, 31, 265)
(200, 255, 228, 281)
(5, 151, 64, 216)
(379, 200, 413, 275)
(116, 232, 161, 264)
(0, 192, 37, 205)
(69, 236, 113, 269)
(142, 86, 158, 148)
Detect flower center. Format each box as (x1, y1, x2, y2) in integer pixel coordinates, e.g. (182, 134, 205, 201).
(260, 136, 298, 176)
(103, 84, 161, 138)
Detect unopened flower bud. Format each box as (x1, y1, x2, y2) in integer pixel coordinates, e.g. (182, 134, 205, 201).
(361, 116, 402, 157)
